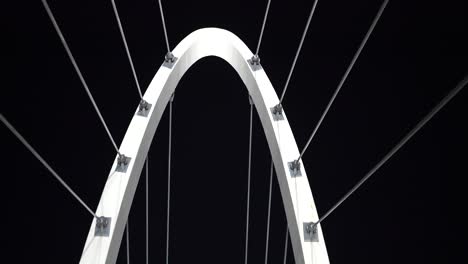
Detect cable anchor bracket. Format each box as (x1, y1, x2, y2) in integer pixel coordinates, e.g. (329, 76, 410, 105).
(116, 153, 131, 173)
(137, 99, 152, 117)
(303, 222, 319, 242)
(95, 216, 112, 237)
(270, 103, 284, 121)
(163, 52, 178, 69)
(247, 54, 262, 71)
(288, 159, 302, 177)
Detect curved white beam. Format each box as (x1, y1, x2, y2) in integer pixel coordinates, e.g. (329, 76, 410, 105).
(79, 28, 329, 264)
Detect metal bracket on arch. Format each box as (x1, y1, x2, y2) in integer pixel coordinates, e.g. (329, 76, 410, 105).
(95, 216, 112, 237)
(116, 154, 131, 173)
(303, 222, 319, 242)
(247, 54, 262, 71)
(137, 99, 152, 117)
(163, 52, 178, 69)
(288, 160, 302, 177)
(270, 103, 284, 121)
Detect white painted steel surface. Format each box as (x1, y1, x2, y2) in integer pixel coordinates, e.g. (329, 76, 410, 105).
(80, 28, 329, 264)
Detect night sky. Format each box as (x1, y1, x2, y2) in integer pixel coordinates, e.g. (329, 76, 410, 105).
(4, 0, 468, 263)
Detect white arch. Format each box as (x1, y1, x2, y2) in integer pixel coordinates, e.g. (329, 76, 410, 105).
(80, 28, 329, 264)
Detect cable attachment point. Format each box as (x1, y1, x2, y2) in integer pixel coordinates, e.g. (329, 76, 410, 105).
(95, 216, 112, 237)
(303, 222, 319, 242)
(247, 54, 262, 71)
(116, 153, 131, 173)
(248, 95, 253, 105)
(270, 103, 284, 121)
(288, 159, 302, 177)
(163, 52, 178, 69)
(170, 92, 175, 102)
(137, 99, 152, 117)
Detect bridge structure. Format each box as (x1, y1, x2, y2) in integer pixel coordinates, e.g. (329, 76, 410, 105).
(79, 27, 330, 264)
(2, 1, 466, 264)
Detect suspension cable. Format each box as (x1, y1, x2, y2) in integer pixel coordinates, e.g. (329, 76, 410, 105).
(110, 0, 143, 99)
(296, 0, 389, 164)
(311, 74, 468, 230)
(146, 157, 149, 264)
(278, 0, 319, 104)
(283, 227, 289, 264)
(255, 0, 272, 57)
(126, 221, 130, 264)
(157, 0, 171, 54)
(0, 114, 98, 219)
(264, 161, 274, 264)
(166, 95, 174, 264)
(244, 98, 254, 264)
(41, 0, 121, 156)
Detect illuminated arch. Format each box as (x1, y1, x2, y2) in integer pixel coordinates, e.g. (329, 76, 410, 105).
(80, 28, 329, 264)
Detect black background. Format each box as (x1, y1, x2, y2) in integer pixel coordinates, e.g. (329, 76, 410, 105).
(4, 0, 468, 263)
